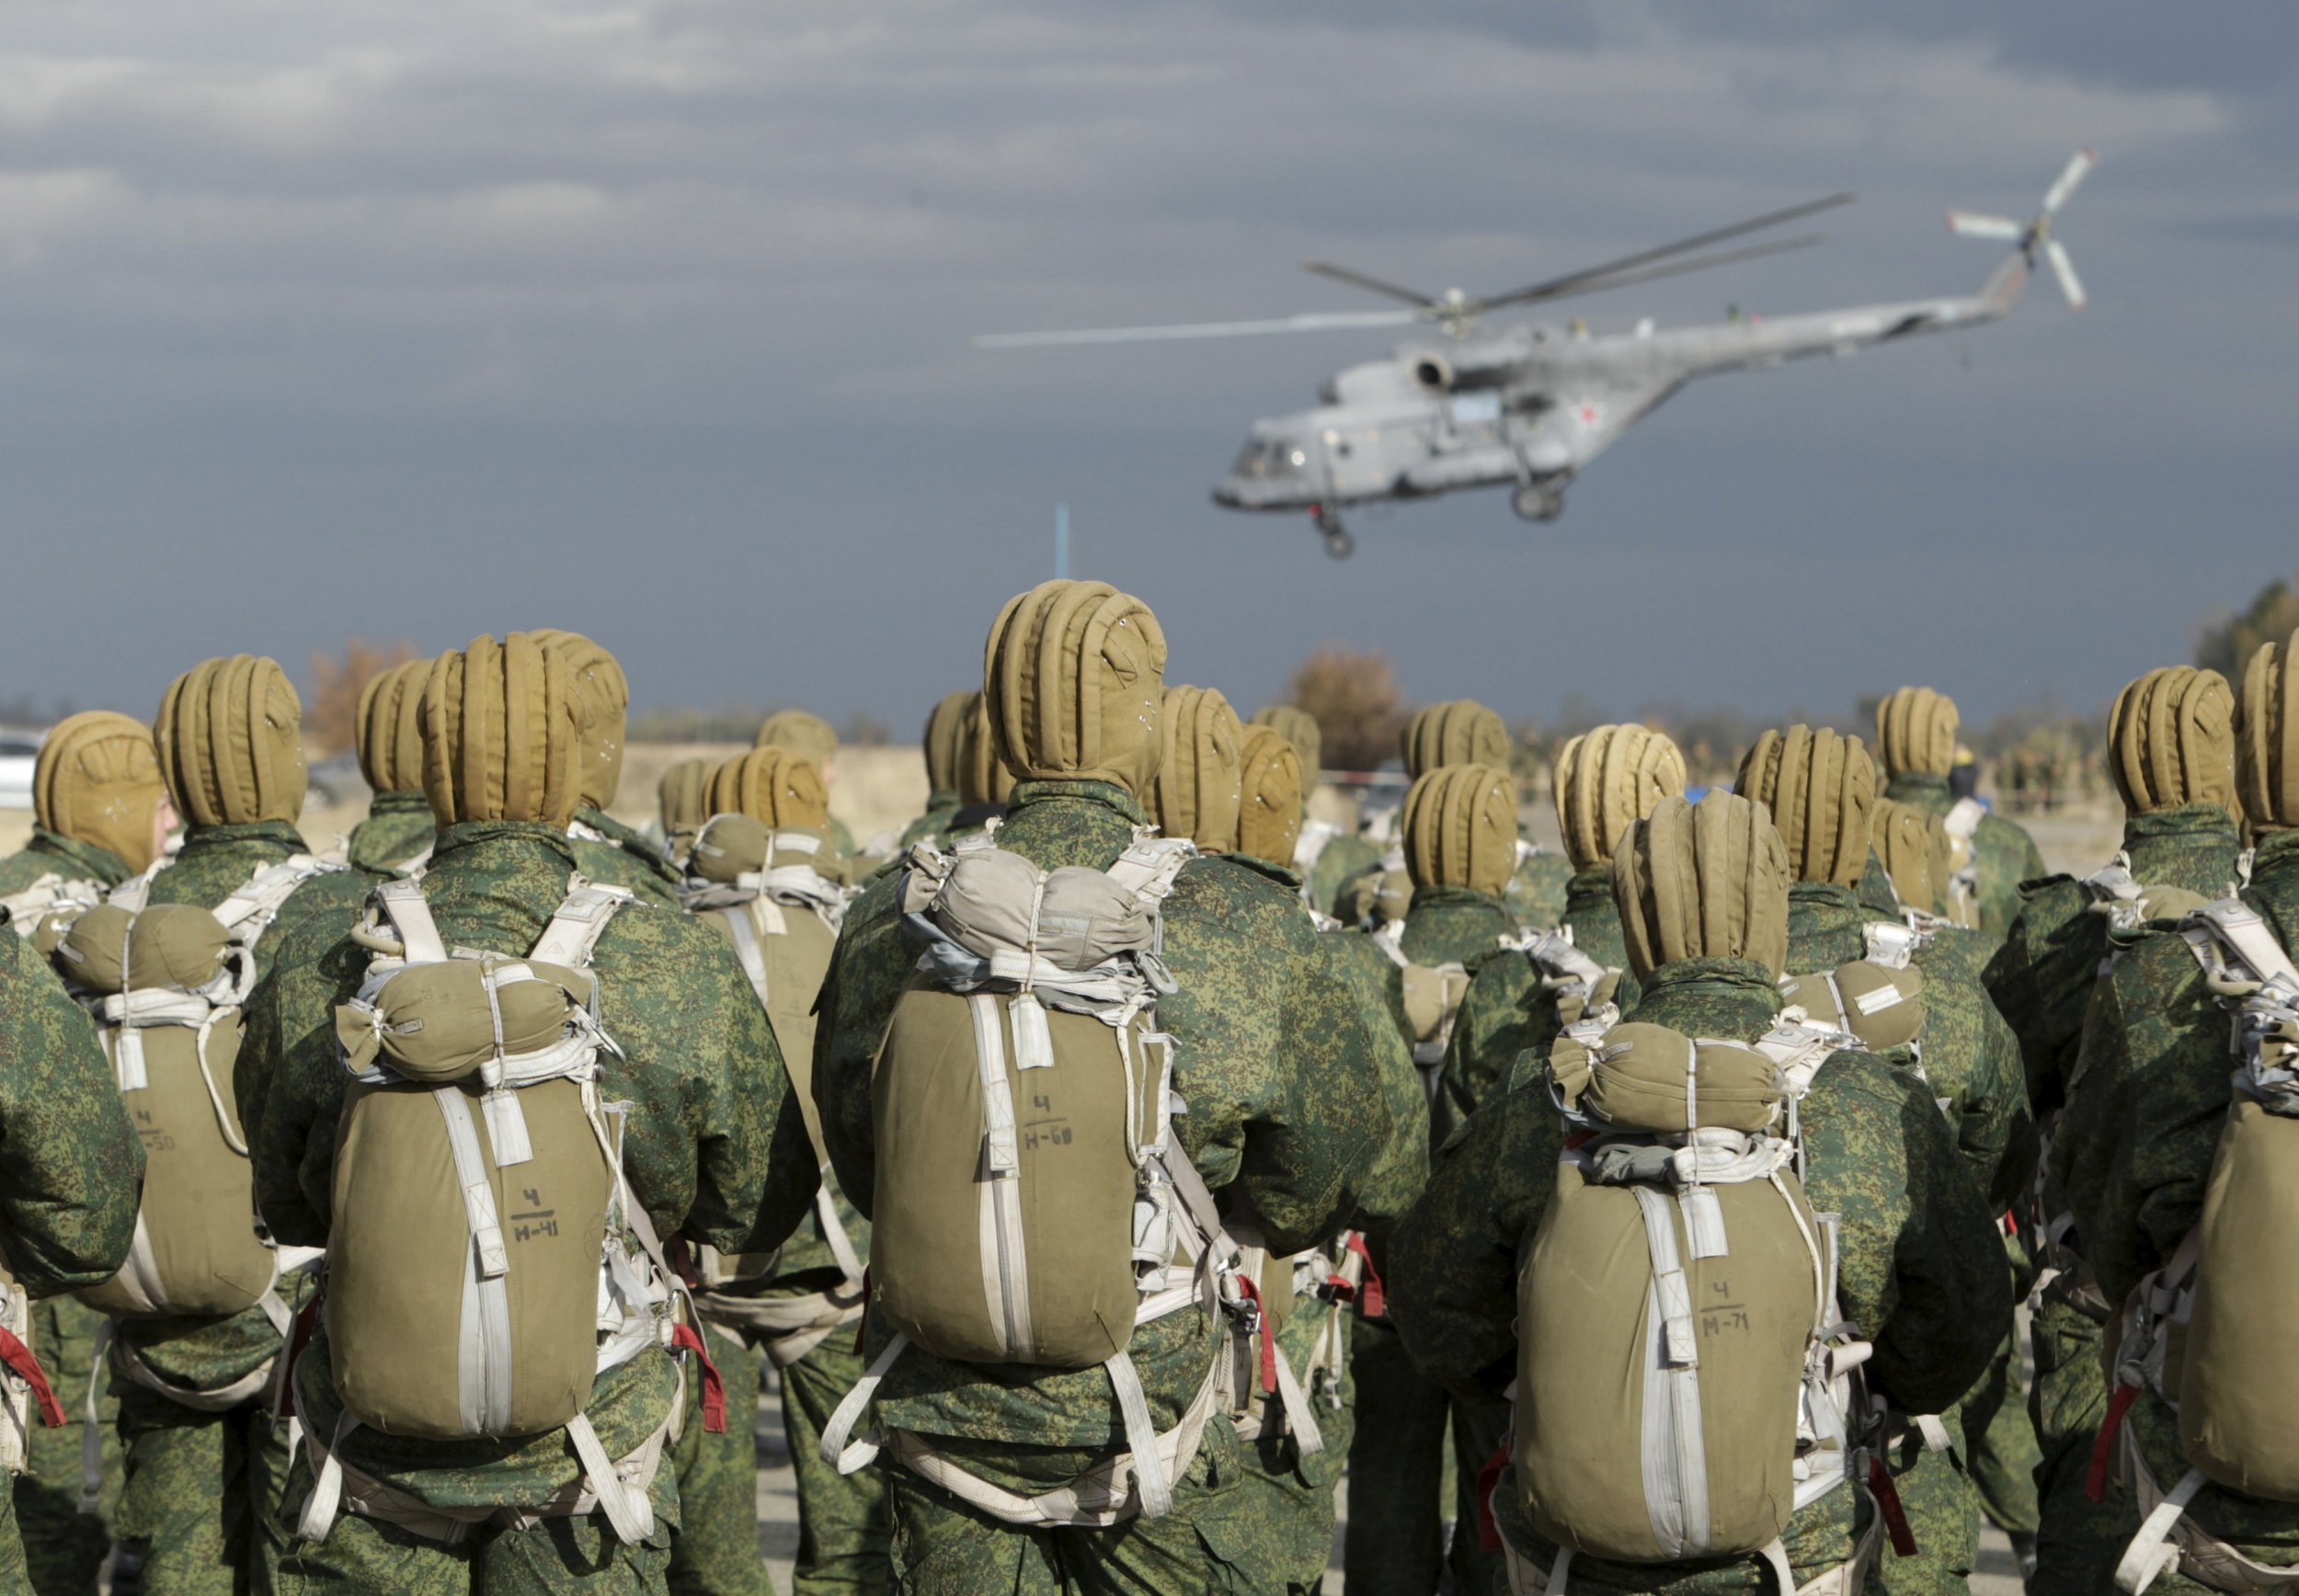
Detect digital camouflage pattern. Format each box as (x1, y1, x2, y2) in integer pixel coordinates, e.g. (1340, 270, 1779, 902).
(344, 789, 436, 875)
(18, 1294, 120, 1596)
(1431, 864, 1638, 1149)
(1302, 827, 1380, 921)
(239, 820, 818, 1568)
(664, 1328, 769, 1596)
(813, 779, 1413, 1582)
(0, 914, 143, 1585)
(1983, 801, 2243, 1118)
(1882, 771, 2047, 940)
(1390, 957, 2010, 1594)
(1504, 847, 1573, 931)
(273, 1481, 672, 1595)
(773, 1334, 892, 1594)
(571, 801, 688, 908)
(1980, 800, 2242, 1595)
(898, 794, 963, 851)
(0, 827, 134, 900)
(2053, 826, 2299, 1584)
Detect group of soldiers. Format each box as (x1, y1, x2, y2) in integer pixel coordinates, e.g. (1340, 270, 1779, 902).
(0, 578, 2289, 1596)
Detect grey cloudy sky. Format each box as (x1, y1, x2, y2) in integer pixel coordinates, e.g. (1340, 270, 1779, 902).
(2, 1, 2292, 735)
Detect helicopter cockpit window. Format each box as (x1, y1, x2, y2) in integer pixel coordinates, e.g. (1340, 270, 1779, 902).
(1233, 439, 1308, 478)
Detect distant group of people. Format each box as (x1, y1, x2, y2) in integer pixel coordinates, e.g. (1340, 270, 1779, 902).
(0, 583, 2288, 1596)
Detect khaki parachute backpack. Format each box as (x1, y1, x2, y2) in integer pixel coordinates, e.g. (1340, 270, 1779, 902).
(294, 876, 675, 1549)
(1368, 919, 1478, 1093)
(819, 827, 1321, 1524)
(51, 857, 337, 1366)
(2098, 897, 2299, 1591)
(1776, 923, 1928, 1058)
(3, 874, 109, 940)
(678, 813, 866, 1357)
(1509, 1012, 1874, 1593)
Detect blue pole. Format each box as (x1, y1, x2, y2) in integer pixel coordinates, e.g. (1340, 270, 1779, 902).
(1055, 503, 1070, 579)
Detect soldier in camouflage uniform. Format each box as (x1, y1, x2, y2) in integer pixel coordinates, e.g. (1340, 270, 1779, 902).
(1983, 666, 2245, 1596)
(1737, 725, 2035, 1595)
(0, 712, 166, 1594)
(1390, 792, 2012, 1594)
(90, 657, 380, 1596)
(1160, 703, 1427, 1595)
(1248, 705, 1381, 921)
(1338, 701, 1571, 933)
(1433, 724, 1687, 1148)
(240, 633, 819, 1594)
(1874, 687, 2048, 941)
(0, 925, 144, 1588)
(526, 630, 687, 909)
(343, 660, 437, 876)
(898, 691, 975, 850)
(0, 711, 171, 916)
(1346, 763, 1522, 1596)
(2048, 637, 2299, 1593)
(811, 580, 1413, 1595)
(755, 712, 858, 858)
(681, 745, 886, 1596)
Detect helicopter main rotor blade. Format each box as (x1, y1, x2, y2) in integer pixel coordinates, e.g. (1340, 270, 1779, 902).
(2042, 149, 2096, 215)
(1298, 260, 1439, 308)
(973, 308, 1424, 349)
(1519, 234, 1829, 302)
(1477, 191, 1856, 311)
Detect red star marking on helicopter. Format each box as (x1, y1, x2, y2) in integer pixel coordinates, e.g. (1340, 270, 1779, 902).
(1576, 402, 1604, 428)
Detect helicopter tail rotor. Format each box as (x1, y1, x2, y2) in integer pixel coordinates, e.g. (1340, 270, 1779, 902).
(1950, 149, 2093, 309)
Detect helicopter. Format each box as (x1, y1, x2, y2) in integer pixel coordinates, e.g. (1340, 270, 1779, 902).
(978, 152, 2094, 558)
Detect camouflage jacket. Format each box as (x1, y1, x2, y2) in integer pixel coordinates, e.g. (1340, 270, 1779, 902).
(568, 802, 686, 908)
(1504, 846, 1574, 931)
(812, 779, 1411, 1447)
(1430, 865, 1637, 1147)
(98, 822, 379, 1393)
(0, 828, 133, 901)
(0, 929, 144, 1298)
(1983, 802, 2242, 1119)
(2054, 827, 2299, 1565)
(1302, 825, 1381, 921)
(239, 819, 818, 1509)
(1390, 958, 2010, 1592)
(1786, 879, 2033, 1211)
(344, 789, 435, 875)
(896, 792, 962, 851)
(1398, 883, 1517, 969)
(1884, 772, 2048, 940)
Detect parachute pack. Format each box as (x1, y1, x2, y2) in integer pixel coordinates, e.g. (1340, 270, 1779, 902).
(294, 875, 678, 1548)
(819, 829, 1321, 1525)
(680, 813, 866, 1363)
(48, 857, 337, 1405)
(1506, 1012, 1877, 1593)
(2099, 897, 2299, 1592)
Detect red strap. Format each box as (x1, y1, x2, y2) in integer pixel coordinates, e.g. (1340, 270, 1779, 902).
(1235, 1276, 1278, 1394)
(0, 1327, 67, 1429)
(1344, 1233, 1387, 1320)
(1869, 1453, 1920, 1557)
(669, 1322, 727, 1435)
(1321, 1274, 1356, 1305)
(2002, 1208, 2019, 1238)
(2088, 1381, 2139, 1504)
(277, 1294, 323, 1420)
(1476, 1442, 1510, 1552)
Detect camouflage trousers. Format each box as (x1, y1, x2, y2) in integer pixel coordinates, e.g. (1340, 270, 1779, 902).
(1959, 1330, 2042, 1537)
(1342, 1315, 1448, 1594)
(1869, 1413, 1979, 1596)
(2027, 1292, 2131, 1596)
(1448, 1385, 1509, 1596)
(1230, 1328, 1353, 1596)
(1, 1485, 28, 1590)
(270, 1458, 676, 1596)
(668, 1327, 773, 1596)
(115, 1385, 294, 1596)
(17, 1296, 122, 1596)
(884, 1421, 1271, 1593)
(771, 1328, 890, 1593)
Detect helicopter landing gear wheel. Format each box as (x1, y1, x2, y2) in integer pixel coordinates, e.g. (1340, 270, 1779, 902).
(1513, 484, 1565, 523)
(1314, 508, 1355, 559)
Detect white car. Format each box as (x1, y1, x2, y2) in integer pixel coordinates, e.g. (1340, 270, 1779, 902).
(0, 730, 42, 809)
